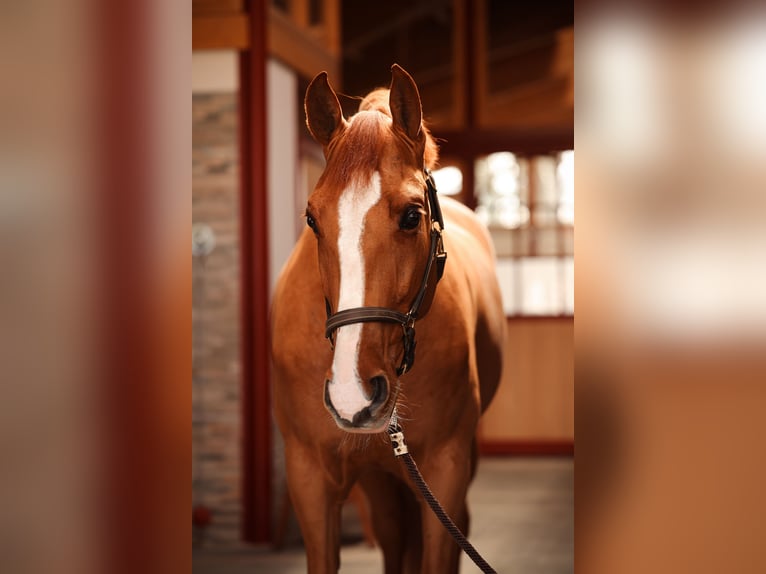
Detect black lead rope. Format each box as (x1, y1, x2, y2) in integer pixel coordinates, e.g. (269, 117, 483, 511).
(387, 424, 498, 574)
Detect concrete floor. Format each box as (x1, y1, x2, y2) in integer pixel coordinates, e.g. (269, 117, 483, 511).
(193, 457, 573, 574)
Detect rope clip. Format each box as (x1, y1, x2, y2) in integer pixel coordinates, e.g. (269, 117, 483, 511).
(388, 430, 409, 457)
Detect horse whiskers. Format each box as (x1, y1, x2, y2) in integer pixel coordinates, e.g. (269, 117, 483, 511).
(335, 432, 347, 456)
(394, 410, 413, 425)
(335, 428, 376, 454)
(336, 429, 365, 454)
(392, 389, 414, 424)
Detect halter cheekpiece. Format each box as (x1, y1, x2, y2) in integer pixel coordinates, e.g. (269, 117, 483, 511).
(324, 169, 447, 376)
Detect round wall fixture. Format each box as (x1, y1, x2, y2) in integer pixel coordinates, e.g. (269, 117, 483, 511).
(192, 223, 216, 257)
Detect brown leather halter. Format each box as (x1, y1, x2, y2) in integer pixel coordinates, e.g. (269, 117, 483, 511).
(324, 170, 447, 376)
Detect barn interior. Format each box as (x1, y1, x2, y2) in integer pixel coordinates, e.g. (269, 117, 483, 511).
(192, 1, 573, 571)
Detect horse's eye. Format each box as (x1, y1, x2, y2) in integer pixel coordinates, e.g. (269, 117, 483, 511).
(399, 208, 421, 231)
(306, 213, 318, 235)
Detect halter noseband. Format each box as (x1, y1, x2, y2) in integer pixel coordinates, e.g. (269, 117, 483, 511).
(324, 170, 447, 376)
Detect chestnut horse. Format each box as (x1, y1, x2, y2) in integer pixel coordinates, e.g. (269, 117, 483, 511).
(271, 65, 505, 573)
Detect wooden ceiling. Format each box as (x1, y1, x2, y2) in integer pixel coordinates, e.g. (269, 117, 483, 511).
(193, 0, 573, 151)
(192, 0, 341, 80)
(341, 0, 573, 136)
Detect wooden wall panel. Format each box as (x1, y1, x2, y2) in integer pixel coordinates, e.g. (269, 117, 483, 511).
(193, 14, 250, 50)
(479, 317, 574, 444)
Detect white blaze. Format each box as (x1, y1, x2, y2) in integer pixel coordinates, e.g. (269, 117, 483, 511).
(328, 172, 382, 420)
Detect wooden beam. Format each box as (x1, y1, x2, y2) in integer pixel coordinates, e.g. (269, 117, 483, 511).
(291, 0, 310, 29)
(239, 0, 271, 544)
(268, 7, 340, 83)
(193, 14, 249, 50)
(435, 127, 574, 158)
(193, 0, 244, 16)
(323, 0, 341, 55)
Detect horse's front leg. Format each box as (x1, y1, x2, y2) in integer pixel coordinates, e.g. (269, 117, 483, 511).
(284, 440, 346, 574)
(415, 440, 473, 574)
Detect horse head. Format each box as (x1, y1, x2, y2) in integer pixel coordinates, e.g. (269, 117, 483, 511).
(304, 65, 441, 433)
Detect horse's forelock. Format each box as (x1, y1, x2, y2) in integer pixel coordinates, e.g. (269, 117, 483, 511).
(358, 89, 440, 171)
(358, 89, 392, 117)
(322, 111, 389, 189)
(322, 93, 439, 191)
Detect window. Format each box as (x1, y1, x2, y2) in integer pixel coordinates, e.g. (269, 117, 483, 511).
(474, 150, 574, 317)
(430, 165, 463, 197)
(476, 151, 574, 229)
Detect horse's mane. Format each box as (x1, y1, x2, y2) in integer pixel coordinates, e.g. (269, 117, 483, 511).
(321, 89, 439, 190)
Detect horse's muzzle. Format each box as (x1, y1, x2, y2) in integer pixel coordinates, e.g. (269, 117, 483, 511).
(323, 375, 390, 433)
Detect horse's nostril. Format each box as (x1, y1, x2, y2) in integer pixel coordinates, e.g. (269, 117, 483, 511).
(368, 375, 388, 408)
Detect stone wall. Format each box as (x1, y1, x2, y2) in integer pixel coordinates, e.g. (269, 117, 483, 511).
(192, 93, 242, 547)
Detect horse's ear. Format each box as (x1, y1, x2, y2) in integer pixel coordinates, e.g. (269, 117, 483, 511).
(305, 71, 345, 147)
(389, 64, 423, 142)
